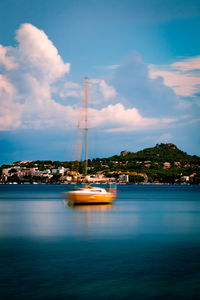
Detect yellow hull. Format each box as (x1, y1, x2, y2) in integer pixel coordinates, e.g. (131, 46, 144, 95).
(68, 192, 115, 205)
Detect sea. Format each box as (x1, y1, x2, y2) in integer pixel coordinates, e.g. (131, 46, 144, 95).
(0, 184, 200, 299)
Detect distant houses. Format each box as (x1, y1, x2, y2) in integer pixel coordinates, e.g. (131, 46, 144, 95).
(0, 159, 199, 185)
(119, 174, 129, 183)
(1, 143, 200, 184)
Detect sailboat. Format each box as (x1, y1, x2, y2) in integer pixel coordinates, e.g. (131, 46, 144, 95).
(68, 78, 116, 205)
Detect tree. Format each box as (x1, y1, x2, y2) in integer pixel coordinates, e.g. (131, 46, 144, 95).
(8, 168, 18, 174)
(129, 175, 144, 183)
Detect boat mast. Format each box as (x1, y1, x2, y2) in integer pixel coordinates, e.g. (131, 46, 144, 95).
(84, 77, 88, 177)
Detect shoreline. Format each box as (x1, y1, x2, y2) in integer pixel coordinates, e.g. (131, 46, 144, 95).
(0, 182, 199, 185)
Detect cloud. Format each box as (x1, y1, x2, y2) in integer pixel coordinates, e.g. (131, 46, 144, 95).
(85, 78, 117, 105)
(0, 24, 194, 134)
(58, 81, 82, 99)
(0, 75, 21, 130)
(0, 24, 119, 131)
(87, 103, 176, 132)
(0, 45, 17, 70)
(0, 23, 72, 130)
(112, 51, 178, 117)
(55, 78, 117, 105)
(98, 79, 117, 100)
(95, 64, 120, 70)
(172, 56, 200, 71)
(16, 23, 70, 83)
(149, 56, 200, 97)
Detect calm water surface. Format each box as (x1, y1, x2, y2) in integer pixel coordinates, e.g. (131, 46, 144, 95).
(0, 184, 200, 299)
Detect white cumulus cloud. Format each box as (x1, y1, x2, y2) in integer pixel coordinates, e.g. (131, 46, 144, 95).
(0, 45, 18, 70)
(86, 103, 176, 131)
(99, 80, 117, 100)
(89, 78, 117, 104)
(16, 23, 70, 83)
(0, 25, 188, 134)
(0, 23, 71, 130)
(0, 75, 21, 130)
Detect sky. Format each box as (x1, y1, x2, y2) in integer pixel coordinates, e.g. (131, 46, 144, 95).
(0, 0, 200, 164)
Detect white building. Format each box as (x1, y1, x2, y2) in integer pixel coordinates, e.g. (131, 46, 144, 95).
(2, 168, 11, 176)
(58, 167, 65, 174)
(119, 174, 129, 183)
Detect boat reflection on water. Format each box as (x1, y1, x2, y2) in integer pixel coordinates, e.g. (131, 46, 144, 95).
(69, 203, 114, 210)
(64, 200, 116, 237)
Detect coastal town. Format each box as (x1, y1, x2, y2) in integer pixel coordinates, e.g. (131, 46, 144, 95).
(1, 143, 200, 185)
(0, 161, 134, 185)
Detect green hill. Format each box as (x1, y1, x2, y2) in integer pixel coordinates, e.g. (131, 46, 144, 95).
(119, 143, 200, 164)
(1, 143, 200, 184)
(100, 143, 200, 183)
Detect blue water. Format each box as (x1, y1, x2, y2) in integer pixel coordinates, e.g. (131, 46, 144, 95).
(0, 184, 200, 299)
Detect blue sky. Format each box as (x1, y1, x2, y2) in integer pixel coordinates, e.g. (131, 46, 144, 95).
(0, 0, 200, 164)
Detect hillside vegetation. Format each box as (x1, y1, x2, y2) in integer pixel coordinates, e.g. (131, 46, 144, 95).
(90, 143, 200, 183)
(1, 143, 200, 184)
